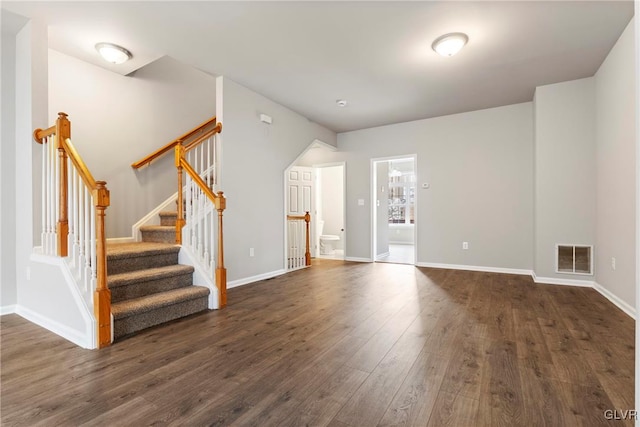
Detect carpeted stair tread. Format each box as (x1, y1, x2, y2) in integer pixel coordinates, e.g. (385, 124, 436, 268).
(108, 264, 194, 288)
(140, 225, 175, 232)
(106, 242, 179, 259)
(112, 286, 210, 319)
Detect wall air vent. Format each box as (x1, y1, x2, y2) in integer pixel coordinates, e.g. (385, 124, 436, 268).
(556, 244, 593, 275)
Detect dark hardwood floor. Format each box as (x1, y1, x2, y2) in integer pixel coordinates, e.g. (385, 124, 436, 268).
(1, 259, 634, 426)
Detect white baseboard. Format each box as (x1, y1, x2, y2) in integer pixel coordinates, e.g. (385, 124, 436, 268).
(15, 305, 93, 349)
(531, 271, 594, 287)
(593, 282, 636, 319)
(228, 269, 286, 289)
(388, 242, 414, 245)
(416, 262, 532, 276)
(1, 305, 16, 315)
(375, 252, 390, 260)
(345, 257, 372, 263)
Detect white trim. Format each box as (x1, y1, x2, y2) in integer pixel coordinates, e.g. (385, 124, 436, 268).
(594, 282, 636, 319)
(1, 305, 16, 315)
(345, 257, 372, 263)
(15, 305, 94, 349)
(388, 241, 414, 245)
(227, 269, 286, 289)
(416, 262, 532, 276)
(375, 252, 390, 260)
(531, 270, 594, 287)
(130, 192, 178, 241)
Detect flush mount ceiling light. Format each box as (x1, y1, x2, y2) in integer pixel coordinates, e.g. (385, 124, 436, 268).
(336, 99, 348, 107)
(432, 33, 469, 57)
(95, 42, 132, 64)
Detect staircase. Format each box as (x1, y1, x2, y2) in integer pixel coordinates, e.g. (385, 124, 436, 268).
(107, 210, 209, 340)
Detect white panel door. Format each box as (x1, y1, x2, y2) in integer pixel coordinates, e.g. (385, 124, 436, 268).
(288, 166, 315, 256)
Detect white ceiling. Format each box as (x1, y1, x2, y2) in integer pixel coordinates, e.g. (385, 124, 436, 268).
(3, 1, 634, 133)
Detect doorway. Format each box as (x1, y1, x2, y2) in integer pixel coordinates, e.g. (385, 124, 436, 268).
(372, 156, 417, 265)
(284, 140, 346, 269)
(314, 164, 346, 260)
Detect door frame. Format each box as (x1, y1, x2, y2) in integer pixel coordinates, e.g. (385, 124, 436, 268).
(312, 162, 347, 260)
(371, 154, 418, 265)
(283, 139, 337, 271)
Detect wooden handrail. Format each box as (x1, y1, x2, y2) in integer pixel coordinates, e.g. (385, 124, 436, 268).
(183, 123, 222, 153)
(287, 212, 311, 266)
(131, 116, 217, 169)
(33, 112, 112, 348)
(175, 144, 227, 308)
(33, 125, 55, 144)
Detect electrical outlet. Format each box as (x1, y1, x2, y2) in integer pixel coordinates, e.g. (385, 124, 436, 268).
(611, 257, 616, 270)
(462, 242, 469, 250)
(249, 248, 255, 257)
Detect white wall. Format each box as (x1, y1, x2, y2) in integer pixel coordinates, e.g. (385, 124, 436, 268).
(389, 224, 414, 244)
(302, 103, 534, 269)
(319, 166, 344, 250)
(1, 27, 18, 311)
(14, 19, 49, 314)
(215, 76, 337, 283)
(48, 51, 217, 238)
(533, 78, 597, 280)
(595, 18, 636, 310)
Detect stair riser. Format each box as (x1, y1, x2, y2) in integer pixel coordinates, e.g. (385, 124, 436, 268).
(108, 252, 179, 275)
(160, 218, 177, 227)
(114, 296, 209, 339)
(141, 229, 176, 244)
(110, 272, 193, 303)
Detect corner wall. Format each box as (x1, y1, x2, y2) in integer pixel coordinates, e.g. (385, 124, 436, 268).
(1, 27, 18, 312)
(215, 76, 337, 283)
(595, 18, 636, 311)
(533, 78, 597, 282)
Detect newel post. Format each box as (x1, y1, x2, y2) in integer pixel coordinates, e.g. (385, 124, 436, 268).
(304, 211, 311, 266)
(215, 192, 227, 308)
(56, 112, 70, 257)
(93, 181, 111, 348)
(175, 144, 185, 244)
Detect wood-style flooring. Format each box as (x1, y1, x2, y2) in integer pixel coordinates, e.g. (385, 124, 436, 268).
(1, 259, 635, 426)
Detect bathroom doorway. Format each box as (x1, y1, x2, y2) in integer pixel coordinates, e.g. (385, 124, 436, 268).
(315, 163, 346, 260)
(372, 156, 417, 265)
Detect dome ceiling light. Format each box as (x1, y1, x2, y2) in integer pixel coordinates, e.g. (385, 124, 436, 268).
(432, 33, 469, 57)
(95, 42, 133, 64)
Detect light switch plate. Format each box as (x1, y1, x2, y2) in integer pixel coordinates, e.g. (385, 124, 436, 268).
(358, 199, 365, 206)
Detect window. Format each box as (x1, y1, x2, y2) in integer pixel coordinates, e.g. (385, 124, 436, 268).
(556, 244, 593, 275)
(388, 169, 415, 224)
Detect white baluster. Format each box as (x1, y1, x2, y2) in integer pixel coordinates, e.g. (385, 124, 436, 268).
(84, 186, 91, 291)
(210, 209, 215, 273)
(89, 203, 97, 292)
(41, 137, 46, 251)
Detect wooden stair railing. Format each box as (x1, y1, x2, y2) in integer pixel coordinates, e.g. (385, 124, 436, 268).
(286, 212, 311, 269)
(131, 116, 219, 169)
(34, 112, 112, 348)
(131, 116, 226, 308)
(175, 142, 227, 308)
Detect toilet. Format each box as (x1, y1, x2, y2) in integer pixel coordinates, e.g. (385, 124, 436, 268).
(318, 220, 341, 255)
